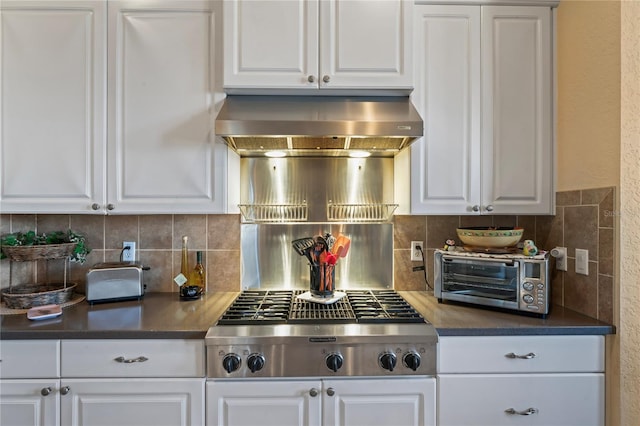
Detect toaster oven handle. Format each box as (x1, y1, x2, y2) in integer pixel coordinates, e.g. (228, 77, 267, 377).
(505, 407, 538, 416)
(443, 257, 516, 267)
(114, 356, 149, 364)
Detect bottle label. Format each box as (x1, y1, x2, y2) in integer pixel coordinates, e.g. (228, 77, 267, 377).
(173, 273, 188, 287)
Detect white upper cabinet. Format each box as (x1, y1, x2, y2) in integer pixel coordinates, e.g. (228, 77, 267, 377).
(223, 0, 413, 92)
(411, 5, 554, 215)
(108, 0, 227, 214)
(1, 0, 228, 214)
(0, 0, 106, 214)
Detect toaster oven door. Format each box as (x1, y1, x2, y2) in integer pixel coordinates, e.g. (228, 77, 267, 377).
(440, 257, 519, 306)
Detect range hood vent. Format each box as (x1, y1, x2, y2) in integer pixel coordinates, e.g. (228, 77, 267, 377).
(215, 96, 423, 157)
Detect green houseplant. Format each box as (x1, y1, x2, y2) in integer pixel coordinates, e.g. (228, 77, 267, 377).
(0, 229, 91, 264)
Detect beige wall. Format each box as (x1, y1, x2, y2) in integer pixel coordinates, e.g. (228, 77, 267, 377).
(558, 0, 640, 424)
(556, 0, 621, 191)
(620, 0, 640, 423)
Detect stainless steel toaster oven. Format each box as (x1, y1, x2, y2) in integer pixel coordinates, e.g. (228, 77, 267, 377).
(434, 250, 550, 316)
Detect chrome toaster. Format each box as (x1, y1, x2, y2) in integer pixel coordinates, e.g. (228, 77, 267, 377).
(86, 262, 145, 304)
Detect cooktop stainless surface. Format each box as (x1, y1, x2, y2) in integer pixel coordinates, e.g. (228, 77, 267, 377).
(205, 290, 438, 378)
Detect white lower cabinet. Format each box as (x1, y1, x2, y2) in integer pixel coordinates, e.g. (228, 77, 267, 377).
(0, 339, 205, 426)
(59, 379, 204, 426)
(0, 379, 61, 426)
(437, 336, 605, 426)
(206, 377, 436, 426)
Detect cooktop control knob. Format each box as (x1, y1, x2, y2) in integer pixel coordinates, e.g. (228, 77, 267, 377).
(379, 352, 397, 372)
(222, 353, 241, 373)
(326, 353, 343, 372)
(247, 353, 265, 373)
(402, 352, 421, 371)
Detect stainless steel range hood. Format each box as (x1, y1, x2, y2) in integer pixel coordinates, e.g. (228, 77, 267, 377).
(215, 96, 423, 157)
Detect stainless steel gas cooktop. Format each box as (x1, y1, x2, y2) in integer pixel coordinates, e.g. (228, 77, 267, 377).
(206, 290, 438, 378)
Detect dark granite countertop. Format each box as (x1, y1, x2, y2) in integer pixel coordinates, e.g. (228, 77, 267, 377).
(0, 291, 614, 340)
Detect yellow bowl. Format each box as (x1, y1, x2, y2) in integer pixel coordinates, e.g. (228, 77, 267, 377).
(456, 227, 524, 248)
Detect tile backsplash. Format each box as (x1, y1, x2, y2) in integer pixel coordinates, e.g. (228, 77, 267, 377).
(0, 186, 615, 322)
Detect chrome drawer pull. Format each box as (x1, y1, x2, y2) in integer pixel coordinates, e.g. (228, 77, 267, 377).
(505, 407, 538, 416)
(505, 352, 536, 359)
(114, 356, 149, 363)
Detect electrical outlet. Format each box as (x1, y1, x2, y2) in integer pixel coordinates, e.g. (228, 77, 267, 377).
(554, 247, 567, 271)
(122, 241, 136, 262)
(575, 248, 589, 275)
(411, 241, 423, 261)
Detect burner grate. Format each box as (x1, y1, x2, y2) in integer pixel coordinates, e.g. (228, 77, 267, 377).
(216, 290, 425, 325)
(289, 291, 356, 323)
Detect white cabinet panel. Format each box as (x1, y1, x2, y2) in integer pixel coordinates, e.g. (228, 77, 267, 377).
(108, 0, 226, 214)
(61, 339, 205, 378)
(60, 378, 204, 426)
(223, 0, 318, 89)
(206, 379, 322, 426)
(411, 6, 481, 214)
(0, 379, 61, 426)
(438, 373, 604, 426)
(323, 378, 436, 426)
(0, 340, 60, 379)
(438, 335, 604, 374)
(411, 5, 554, 215)
(481, 6, 553, 214)
(223, 0, 412, 92)
(0, 1, 106, 213)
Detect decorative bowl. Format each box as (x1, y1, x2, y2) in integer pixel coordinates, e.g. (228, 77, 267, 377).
(456, 227, 524, 248)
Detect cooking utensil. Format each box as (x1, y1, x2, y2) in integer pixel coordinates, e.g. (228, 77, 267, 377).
(292, 237, 315, 263)
(337, 236, 351, 258)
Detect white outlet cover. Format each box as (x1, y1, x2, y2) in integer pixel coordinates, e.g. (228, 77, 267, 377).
(575, 248, 589, 275)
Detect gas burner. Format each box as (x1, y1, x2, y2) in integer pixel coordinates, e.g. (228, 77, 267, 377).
(216, 290, 426, 325)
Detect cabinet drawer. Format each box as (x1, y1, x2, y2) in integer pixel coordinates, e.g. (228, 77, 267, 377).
(438, 335, 604, 373)
(438, 373, 604, 426)
(61, 339, 204, 378)
(0, 340, 60, 379)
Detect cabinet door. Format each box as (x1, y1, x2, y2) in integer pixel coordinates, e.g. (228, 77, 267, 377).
(60, 378, 204, 426)
(107, 0, 227, 214)
(0, 0, 106, 214)
(320, 0, 413, 90)
(481, 6, 553, 215)
(323, 378, 436, 426)
(438, 373, 604, 426)
(411, 5, 481, 214)
(223, 0, 319, 90)
(0, 379, 60, 426)
(206, 380, 322, 426)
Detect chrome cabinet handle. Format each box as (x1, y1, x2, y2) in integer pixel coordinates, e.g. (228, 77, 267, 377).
(322, 75, 330, 83)
(485, 205, 494, 212)
(309, 388, 319, 397)
(307, 75, 316, 83)
(114, 356, 149, 363)
(107, 203, 115, 210)
(505, 352, 536, 359)
(41, 387, 52, 396)
(326, 387, 335, 397)
(471, 205, 480, 212)
(505, 407, 538, 416)
(91, 203, 100, 210)
(60, 386, 71, 395)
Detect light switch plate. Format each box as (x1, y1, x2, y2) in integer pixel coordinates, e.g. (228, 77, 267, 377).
(575, 248, 589, 275)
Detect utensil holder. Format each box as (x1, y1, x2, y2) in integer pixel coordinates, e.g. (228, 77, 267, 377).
(310, 264, 335, 297)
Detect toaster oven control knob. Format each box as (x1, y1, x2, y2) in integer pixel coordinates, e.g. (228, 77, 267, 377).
(222, 353, 241, 373)
(523, 281, 535, 291)
(326, 353, 343, 372)
(247, 353, 265, 373)
(379, 352, 397, 372)
(402, 352, 421, 371)
(523, 294, 535, 304)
